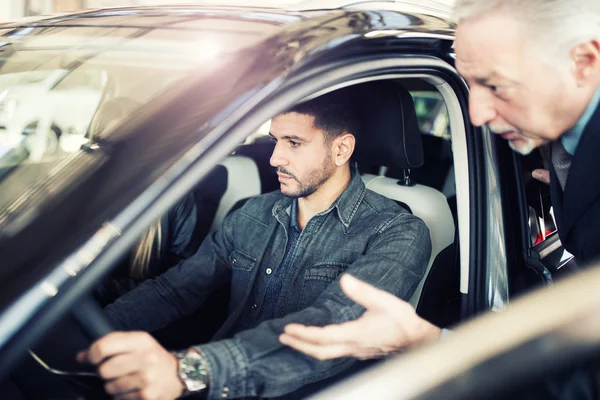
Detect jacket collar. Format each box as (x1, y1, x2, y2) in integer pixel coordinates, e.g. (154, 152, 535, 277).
(554, 98, 600, 238)
(561, 84, 600, 155)
(272, 165, 366, 228)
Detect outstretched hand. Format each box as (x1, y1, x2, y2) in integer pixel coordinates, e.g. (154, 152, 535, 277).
(279, 274, 441, 360)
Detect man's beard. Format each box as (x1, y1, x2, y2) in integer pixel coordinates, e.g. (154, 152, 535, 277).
(508, 138, 537, 156)
(488, 123, 538, 156)
(278, 155, 336, 199)
(508, 137, 537, 155)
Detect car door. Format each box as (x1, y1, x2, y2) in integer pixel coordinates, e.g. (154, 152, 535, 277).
(488, 131, 576, 301)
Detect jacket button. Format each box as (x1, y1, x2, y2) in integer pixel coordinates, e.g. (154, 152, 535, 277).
(266, 268, 272, 275)
(251, 304, 258, 310)
(231, 258, 237, 265)
(221, 387, 229, 398)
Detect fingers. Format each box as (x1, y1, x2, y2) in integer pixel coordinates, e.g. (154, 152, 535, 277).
(340, 274, 409, 313)
(98, 354, 141, 380)
(76, 331, 181, 400)
(105, 373, 144, 396)
(84, 332, 155, 365)
(532, 169, 550, 184)
(76, 350, 88, 364)
(279, 333, 350, 360)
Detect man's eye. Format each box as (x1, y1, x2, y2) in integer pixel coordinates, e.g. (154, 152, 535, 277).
(490, 85, 505, 94)
(290, 140, 300, 147)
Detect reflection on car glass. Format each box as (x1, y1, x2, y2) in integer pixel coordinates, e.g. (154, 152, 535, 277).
(0, 151, 107, 238)
(0, 25, 230, 243)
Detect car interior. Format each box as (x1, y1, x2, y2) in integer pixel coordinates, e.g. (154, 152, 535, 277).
(152, 79, 462, 352)
(4, 77, 463, 399)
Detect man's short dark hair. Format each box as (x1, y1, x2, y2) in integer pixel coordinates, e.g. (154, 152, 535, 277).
(285, 89, 360, 143)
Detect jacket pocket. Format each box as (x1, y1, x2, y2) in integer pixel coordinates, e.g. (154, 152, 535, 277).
(229, 249, 256, 272)
(298, 262, 349, 309)
(228, 249, 257, 311)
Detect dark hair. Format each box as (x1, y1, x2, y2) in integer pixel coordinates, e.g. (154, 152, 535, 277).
(285, 89, 360, 143)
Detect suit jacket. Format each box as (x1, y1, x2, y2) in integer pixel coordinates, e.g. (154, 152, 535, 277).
(550, 101, 600, 264)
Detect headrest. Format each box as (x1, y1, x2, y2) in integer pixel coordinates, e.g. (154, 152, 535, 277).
(234, 136, 278, 193)
(352, 81, 424, 171)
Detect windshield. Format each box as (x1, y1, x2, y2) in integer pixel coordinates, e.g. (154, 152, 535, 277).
(0, 11, 289, 315)
(0, 25, 231, 238)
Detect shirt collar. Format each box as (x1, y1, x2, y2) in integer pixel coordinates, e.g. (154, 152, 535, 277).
(272, 165, 366, 228)
(289, 198, 300, 232)
(561, 84, 600, 155)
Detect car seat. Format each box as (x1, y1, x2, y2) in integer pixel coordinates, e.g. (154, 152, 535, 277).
(352, 81, 455, 308)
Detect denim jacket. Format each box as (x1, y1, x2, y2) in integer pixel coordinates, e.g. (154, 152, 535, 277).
(104, 169, 432, 399)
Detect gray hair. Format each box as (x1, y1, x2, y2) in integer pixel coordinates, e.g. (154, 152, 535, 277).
(453, 0, 600, 63)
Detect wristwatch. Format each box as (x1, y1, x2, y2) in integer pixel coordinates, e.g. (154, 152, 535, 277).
(173, 348, 209, 396)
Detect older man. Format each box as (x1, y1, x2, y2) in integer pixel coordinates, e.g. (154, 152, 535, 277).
(281, 0, 600, 361)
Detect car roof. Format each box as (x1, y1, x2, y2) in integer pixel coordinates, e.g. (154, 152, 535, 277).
(1, 2, 454, 31)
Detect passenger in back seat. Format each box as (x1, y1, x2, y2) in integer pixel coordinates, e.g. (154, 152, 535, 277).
(77, 89, 431, 400)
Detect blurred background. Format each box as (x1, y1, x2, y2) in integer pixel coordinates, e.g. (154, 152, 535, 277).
(1, 1, 455, 23)
(0, 0, 296, 22)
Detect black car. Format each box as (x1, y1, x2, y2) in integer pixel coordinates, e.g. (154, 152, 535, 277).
(0, 2, 590, 399)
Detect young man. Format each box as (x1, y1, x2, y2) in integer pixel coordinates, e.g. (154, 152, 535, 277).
(77, 91, 432, 399)
(280, 0, 600, 362)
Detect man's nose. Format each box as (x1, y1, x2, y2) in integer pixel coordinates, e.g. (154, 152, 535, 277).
(270, 144, 287, 167)
(468, 88, 497, 127)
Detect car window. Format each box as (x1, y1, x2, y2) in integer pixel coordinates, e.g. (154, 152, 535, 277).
(0, 26, 230, 238)
(0, 17, 292, 315)
(244, 120, 271, 144)
(411, 90, 451, 140)
(409, 91, 454, 198)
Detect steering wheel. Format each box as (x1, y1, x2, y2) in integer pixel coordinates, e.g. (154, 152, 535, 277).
(24, 295, 115, 397)
(71, 296, 114, 340)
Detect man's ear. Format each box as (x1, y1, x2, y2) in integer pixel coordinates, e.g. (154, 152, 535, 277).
(333, 133, 355, 166)
(571, 40, 600, 87)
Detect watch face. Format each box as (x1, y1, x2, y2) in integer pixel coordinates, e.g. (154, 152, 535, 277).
(178, 350, 208, 393)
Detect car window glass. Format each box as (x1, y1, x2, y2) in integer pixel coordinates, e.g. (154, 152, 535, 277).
(411, 90, 451, 140)
(409, 90, 454, 197)
(0, 25, 231, 238)
(244, 120, 271, 144)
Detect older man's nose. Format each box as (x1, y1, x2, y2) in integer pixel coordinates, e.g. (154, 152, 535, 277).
(468, 88, 497, 127)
